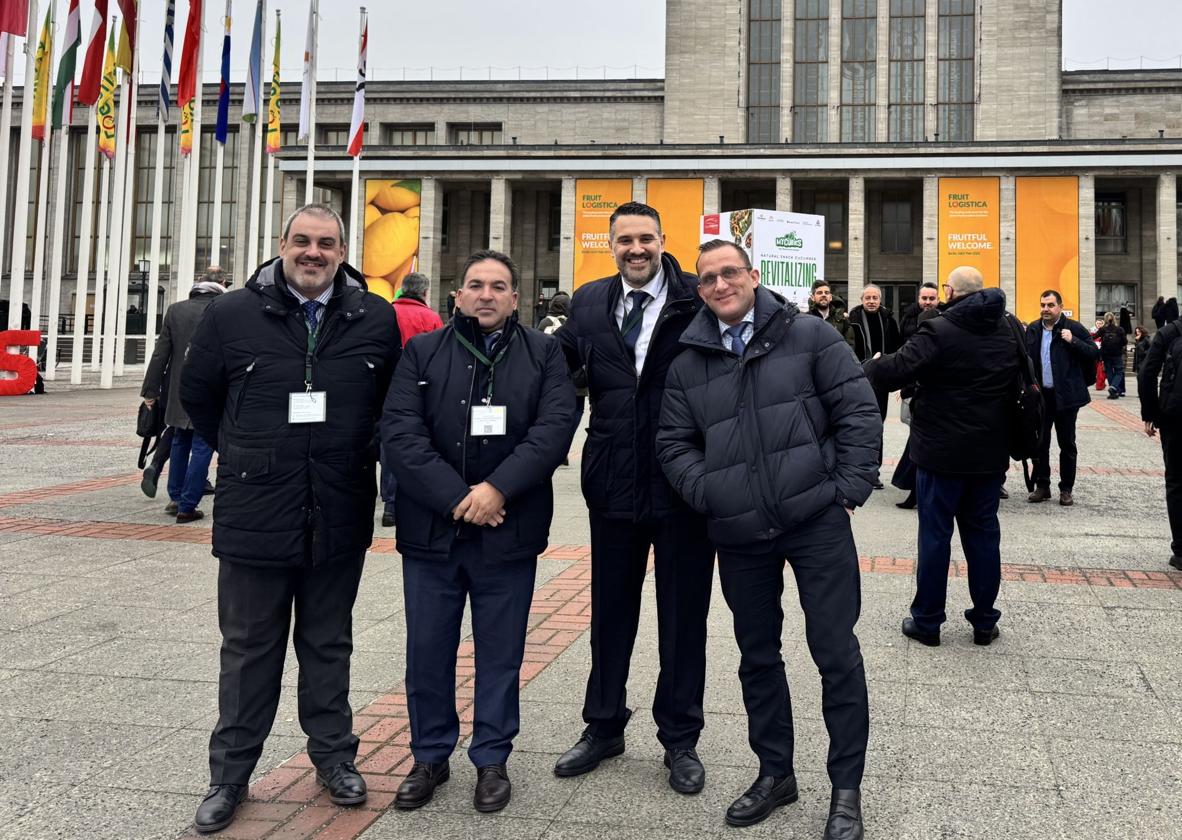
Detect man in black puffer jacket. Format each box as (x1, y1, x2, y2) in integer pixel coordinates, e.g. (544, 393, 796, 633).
(554, 202, 715, 795)
(181, 205, 402, 834)
(657, 239, 880, 837)
(380, 250, 575, 814)
(865, 267, 1021, 650)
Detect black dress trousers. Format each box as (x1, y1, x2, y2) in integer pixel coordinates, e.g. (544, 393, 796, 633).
(209, 554, 365, 785)
(581, 506, 715, 749)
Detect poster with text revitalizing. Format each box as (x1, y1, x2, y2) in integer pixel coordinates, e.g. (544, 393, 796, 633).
(699, 209, 825, 310)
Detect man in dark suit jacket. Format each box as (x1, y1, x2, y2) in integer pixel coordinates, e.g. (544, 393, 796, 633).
(554, 202, 715, 795)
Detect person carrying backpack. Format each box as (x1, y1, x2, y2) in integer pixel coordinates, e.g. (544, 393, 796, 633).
(537, 292, 570, 335)
(1138, 320, 1182, 571)
(1097, 312, 1128, 399)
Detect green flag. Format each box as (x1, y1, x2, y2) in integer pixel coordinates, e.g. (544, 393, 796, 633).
(52, 0, 82, 129)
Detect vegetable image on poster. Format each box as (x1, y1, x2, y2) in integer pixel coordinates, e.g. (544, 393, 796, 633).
(363, 179, 422, 302)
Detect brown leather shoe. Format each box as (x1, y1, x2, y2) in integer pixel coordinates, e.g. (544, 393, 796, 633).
(176, 509, 206, 523)
(1059, 492, 1074, 506)
(1027, 487, 1051, 503)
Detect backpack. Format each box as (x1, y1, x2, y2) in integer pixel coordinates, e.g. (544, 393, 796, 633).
(1157, 323, 1182, 420)
(540, 314, 567, 336)
(1004, 315, 1047, 487)
(1100, 326, 1124, 355)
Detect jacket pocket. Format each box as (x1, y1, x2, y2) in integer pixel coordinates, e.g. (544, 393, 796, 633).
(223, 443, 274, 481)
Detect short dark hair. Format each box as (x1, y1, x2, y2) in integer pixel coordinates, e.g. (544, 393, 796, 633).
(609, 202, 662, 234)
(1040, 289, 1063, 305)
(460, 249, 520, 291)
(696, 238, 751, 269)
(282, 203, 346, 244)
(920, 282, 938, 291)
(811, 280, 831, 293)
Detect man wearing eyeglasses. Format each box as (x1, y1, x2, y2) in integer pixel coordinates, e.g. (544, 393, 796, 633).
(657, 239, 880, 837)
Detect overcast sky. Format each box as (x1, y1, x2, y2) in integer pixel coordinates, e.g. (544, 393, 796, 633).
(3, 0, 1180, 86)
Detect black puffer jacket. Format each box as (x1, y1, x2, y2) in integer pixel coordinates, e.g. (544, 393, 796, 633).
(381, 312, 576, 562)
(864, 288, 1022, 477)
(1023, 314, 1098, 412)
(558, 253, 703, 520)
(656, 285, 881, 552)
(181, 259, 402, 568)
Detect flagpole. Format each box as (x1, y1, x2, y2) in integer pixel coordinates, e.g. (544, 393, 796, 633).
(347, 8, 365, 257)
(303, 0, 318, 205)
(246, 1, 267, 271)
(90, 153, 110, 370)
(0, 36, 15, 297)
(45, 123, 71, 381)
(145, 108, 166, 361)
(113, 0, 142, 377)
(263, 152, 275, 256)
(99, 21, 132, 387)
(29, 0, 57, 339)
(179, 26, 205, 299)
(210, 0, 231, 270)
(7, 0, 41, 330)
(71, 112, 98, 382)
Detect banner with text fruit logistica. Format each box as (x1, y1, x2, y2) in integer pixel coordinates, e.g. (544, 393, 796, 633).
(939, 177, 1001, 297)
(574, 179, 632, 288)
(699, 209, 825, 310)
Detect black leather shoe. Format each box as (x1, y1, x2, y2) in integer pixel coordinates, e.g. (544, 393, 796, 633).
(663, 748, 705, 795)
(381, 510, 396, 528)
(901, 617, 940, 647)
(1170, 555, 1182, 571)
(474, 764, 511, 813)
(973, 625, 1000, 646)
(140, 466, 159, 498)
(823, 788, 864, 840)
(998, 486, 1009, 499)
(194, 784, 246, 834)
(872, 480, 885, 490)
(724, 774, 798, 827)
(895, 492, 916, 510)
(316, 760, 367, 805)
(203, 480, 216, 496)
(395, 761, 449, 810)
(1027, 486, 1051, 503)
(554, 729, 625, 777)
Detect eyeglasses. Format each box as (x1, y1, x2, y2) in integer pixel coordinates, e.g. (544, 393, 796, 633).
(699, 265, 751, 288)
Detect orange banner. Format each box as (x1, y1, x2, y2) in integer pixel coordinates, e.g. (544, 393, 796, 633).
(646, 179, 705, 273)
(938, 177, 1000, 292)
(1016, 177, 1080, 324)
(362, 179, 422, 302)
(574, 179, 632, 288)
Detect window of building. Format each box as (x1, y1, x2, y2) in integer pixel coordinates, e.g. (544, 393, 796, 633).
(1095, 195, 1127, 255)
(193, 128, 240, 271)
(748, 0, 782, 143)
(841, 0, 876, 143)
(548, 194, 561, 251)
(317, 124, 357, 148)
(937, 0, 974, 141)
(797, 188, 847, 252)
(793, 0, 829, 143)
(888, 0, 924, 142)
(129, 128, 179, 281)
(441, 191, 450, 251)
(382, 123, 436, 146)
(448, 123, 503, 145)
(881, 197, 913, 253)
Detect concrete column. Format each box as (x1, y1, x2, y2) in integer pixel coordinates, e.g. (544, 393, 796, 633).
(1000, 176, 1017, 302)
(489, 176, 512, 254)
(924, 0, 938, 140)
(1076, 175, 1096, 323)
(875, 0, 890, 142)
(632, 176, 647, 205)
(847, 176, 866, 302)
(558, 176, 576, 293)
(776, 175, 793, 212)
(704, 176, 721, 214)
(922, 175, 938, 285)
(828, 1, 842, 143)
(780, 8, 795, 142)
(1157, 173, 1178, 302)
(418, 177, 444, 311)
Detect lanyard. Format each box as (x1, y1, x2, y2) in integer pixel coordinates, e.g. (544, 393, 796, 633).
(454, 327, 513, 403)
(303, 318, 320, 391)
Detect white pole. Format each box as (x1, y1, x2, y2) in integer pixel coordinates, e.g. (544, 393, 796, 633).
(145, 110, 166, 361)
(0, 36, 16, 296)
(30, 130, 53, 336)
(45, 125, 72, 380)
(175, 149, 191, 301)
(246, 3, 266, 272)
(90, 153, 110, 370)
(114, 4, 142, 377)
(211, 140, 224, 266)
(262, 153, 275, 258)
(348, 154, 360, 257)
(99, 49, 131, 387)
(71, 112, 98, 383)
(179, 34, 204, 299)
(304, 0, 317, 205)
(8, 0, 41, 329)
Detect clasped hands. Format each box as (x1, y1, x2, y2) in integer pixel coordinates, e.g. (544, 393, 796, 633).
(453, 481, 506, 527)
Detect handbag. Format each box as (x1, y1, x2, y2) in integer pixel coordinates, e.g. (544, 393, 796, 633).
(899, 397, 912, 426)
(1003, 315, 1046, 489)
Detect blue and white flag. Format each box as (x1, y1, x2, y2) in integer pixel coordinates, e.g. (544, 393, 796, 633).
(158, 0, 175, 121)
(242, 0, 264, 122)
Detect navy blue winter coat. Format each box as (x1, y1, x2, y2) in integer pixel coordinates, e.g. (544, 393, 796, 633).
(1023, 314, 1098, 412)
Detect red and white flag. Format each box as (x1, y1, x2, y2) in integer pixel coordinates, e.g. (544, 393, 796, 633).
(346, 10, 366, 157)
(77, 0, 108, 106)
(0, 0, 28, 37)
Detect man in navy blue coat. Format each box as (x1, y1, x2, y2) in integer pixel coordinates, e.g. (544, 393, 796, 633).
(381, 250, 576, 814)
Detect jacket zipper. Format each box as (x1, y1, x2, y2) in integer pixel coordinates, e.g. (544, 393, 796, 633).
(233, 359, 257, 422)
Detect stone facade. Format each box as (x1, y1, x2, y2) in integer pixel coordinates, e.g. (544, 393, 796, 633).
(1063, 71, 1182, 140)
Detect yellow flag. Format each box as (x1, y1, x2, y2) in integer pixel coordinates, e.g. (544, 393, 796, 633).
(179, 99, 194, 156)
(96, 29, 118, 160)
(31, 8, 54, 141)
(265, 16, 281, 153)
(115, 17, 132, 73)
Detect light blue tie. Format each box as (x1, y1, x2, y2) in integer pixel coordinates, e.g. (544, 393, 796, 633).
(727, 323, 747, 357)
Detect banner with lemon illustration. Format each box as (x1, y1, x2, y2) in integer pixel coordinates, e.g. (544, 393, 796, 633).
(363, 179, 422, 302)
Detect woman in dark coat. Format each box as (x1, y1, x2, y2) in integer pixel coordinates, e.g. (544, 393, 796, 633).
(1133, 325, 1152, 374)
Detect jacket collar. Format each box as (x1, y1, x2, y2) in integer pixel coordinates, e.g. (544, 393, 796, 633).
(680, 285, 792, 353)
(248, 258, 370, 319)
(451, 310, 520, 354)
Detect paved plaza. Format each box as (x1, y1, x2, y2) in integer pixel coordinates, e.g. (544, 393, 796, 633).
(0, 378, 1180, 840)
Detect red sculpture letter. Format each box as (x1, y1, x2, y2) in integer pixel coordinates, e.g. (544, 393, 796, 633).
(0, 330, 41, 396)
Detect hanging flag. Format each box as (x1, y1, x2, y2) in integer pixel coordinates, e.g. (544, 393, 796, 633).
(96, 27, 117, 159)
(242, 0, 263, 122)
(52, 0, 82, 130)
(30, 6, 53, 142)
(297, 0, 317, 143)
(177, 0, 202, 155)
(214, 2, 231, 143)
(77, 0, 108, 106)
(0, 0, 27, 37)
(159, 0, 175, 121)
(347, 11, 366, 157)
(265, 12, 281, 153)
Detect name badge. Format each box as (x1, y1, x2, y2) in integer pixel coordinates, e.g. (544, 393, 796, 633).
(289, 391, 328, 424)
(470, 405, 507, 436)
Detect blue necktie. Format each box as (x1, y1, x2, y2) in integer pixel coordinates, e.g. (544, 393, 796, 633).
(302, 300, 322, 332)
(727, 323, 748, 357)
(484, 331, 502, 355)
(621, 290, 650, 356)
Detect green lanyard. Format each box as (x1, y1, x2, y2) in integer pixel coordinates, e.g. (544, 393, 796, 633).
(303, 319, 320, 392)
(454, 327, 513, 403)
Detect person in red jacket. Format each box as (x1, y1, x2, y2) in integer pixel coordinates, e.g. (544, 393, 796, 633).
(383, 273, 445, 526)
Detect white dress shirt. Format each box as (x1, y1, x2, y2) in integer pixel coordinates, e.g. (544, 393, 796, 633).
(613, 267, 667, 375)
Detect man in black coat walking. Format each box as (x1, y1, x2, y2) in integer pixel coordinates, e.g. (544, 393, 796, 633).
(1138, 321, 1182, 571)
(1024, 289, 1099, 506)
(554, 202, 716, 795)
(382, 250, 576, 814)
(180, 205, 402, 834)
(865, 267, 1022, 648)
(658, 239, 880, 836)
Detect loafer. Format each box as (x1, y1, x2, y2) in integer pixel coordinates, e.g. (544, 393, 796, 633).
(554, 729, 625, 777)
(724, 774, 798, 827)
(663, 748, 705, 795)
(823, 788, 864, 840)
(895, 492, 917, 510)
(901, 617, 940, 647)
(395, 761, 449, 810)
(473, 764, 511, 813)
(203, 480, 216, 496)
(164, 501, 179, 515)
(973, 625, 1000, 646)
(1027, 487, 1051, 503)
(316, 760, 367, 806)
(140, 465, 159, 498)
(1059, 492, 1074, 506)
(176, 509, 205, 523)
(194, 784, 246, 834)
(381, 510, 396, 528)
(1169, 555, 1182, 571)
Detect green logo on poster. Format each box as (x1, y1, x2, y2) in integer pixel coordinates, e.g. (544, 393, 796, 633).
(776, 232, 804, 250)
